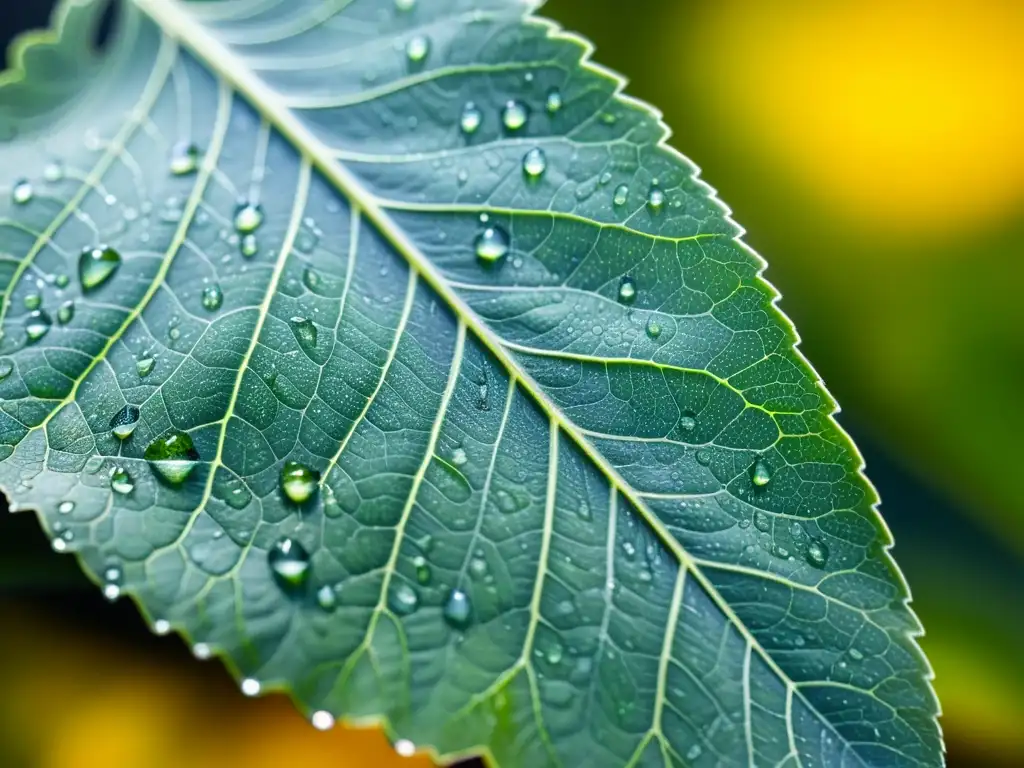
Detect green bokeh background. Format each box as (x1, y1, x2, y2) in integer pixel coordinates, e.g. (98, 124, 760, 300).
(2, 0, 1022, 766)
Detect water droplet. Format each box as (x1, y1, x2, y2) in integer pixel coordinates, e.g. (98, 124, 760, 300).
(154, 619, 171, 635)
(460, 102, 482, 135)
(576, 501, 591, 520)
(443, 588, 472, 627)
(136, 355, 155, 378)
(201, 284, 223, 311)
(316, 584, 338, 612)
(12, 179, 32, 204)
(145, 430, 200, 485)
(192, 643, 212, 660)
(54, 273, 69, 288)
(241, 678, 261, 697)
(395, 0, 415, 11)
(311, 711, 335, 731)
(806, 539, 829, 568)
(79, 245, 121, 292)
(475, 225, 509, 263)
(109, 404, 141, 439)
(545, 88, 563, 113)
(617, 276, 636, 304)
(110, 466, 134, 494)
(103, 566, 123, 601)
(686, 745, 703, 761)
(268, 537, 311, 589)
(647, 186, 665, 213)
(405, 35, 429, 65)
(389, 583, 419, 615)
(233, 202, 264, 234)
(24, 310, 52, 342)
(469, 557, 488, 579)
(501, 100, 529, 133)
(0, 359, 12, 381)
(289, 316, 318, 350)
(170, 142, 201, 175)
(280, 460, 320, 504)
(58, 500, 74, 515)
(412, 555, 432, 584)
(753, 510, 771, 532)
(56, 300, 75, 325)
(23, 293, 41, 311)
(451, 447, 468, 466)
(522, 147, 547, 179)
(43, 162, 64, 182)
(679, 414, 696, 431)
(645, 316, 662, 339)
(610, 183, 631, 208)
(240, 233, 258, 258)
(696, 449, 711, 466)
(751, 459, 772, 487)
(849, 647, 864, 661)
(394, 740, 416, 758)
(302, 266, 321, 293)
(738, 518, 751, 529)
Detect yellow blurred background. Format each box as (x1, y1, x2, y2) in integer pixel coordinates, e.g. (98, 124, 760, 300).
(2, 0, 1023, 766)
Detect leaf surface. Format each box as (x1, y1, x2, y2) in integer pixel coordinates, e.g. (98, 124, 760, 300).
(0, 1, 941, 765)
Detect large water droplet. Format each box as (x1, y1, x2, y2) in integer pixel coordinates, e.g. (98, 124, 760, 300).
(233, 202, 264, 233)
(617, 276, 636, 304)
(289, 316, 318, 350)
(475, 226, 509, 263)
(443, 588, 472, 627)
(268, 537, 311, 589)
(136, 355, 155, 378)
(57, 300, 75, 325)
(545, 88, 563, 113)
(460, 102, 482, 135)
(79, 245, 121, 292)
(394, 740, 417, 758)
(110, 466, 134, 494)
(316, 584, 338, 612)
(24, 293, 41, 311)
(501, 100, 529, 131)
(145, 430, 200, 485)
(170, 142, 201, 175)
(405, 35, 430, 65)
(751, 459, 772, 487)
(201, 284, 223, 311)
(806, 539, 829, 568)
(522, 147, 547, 179)
(280, 460, 320, 504)
(103, 565, 123, 601)
(24, 310, 52, 342)
(110, 404, 141, 439)
(389, 582, 419, 615)
(613, 183, 629, 207)
(12, 179, 33, 205)
(58, 500, 74, 515)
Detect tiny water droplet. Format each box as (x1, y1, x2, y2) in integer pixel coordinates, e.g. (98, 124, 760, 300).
(647, 186, 665, 213)
(806, 539, 829, 568)
(751, 459, 772, 487)
(645, 316, 662, 339)
(169, 142, 201, 175)
(522, 147, 547, 179)
(233, 202, 264, 234)
(109, 404, 141, 439)
(849, 647, 864, 661)
(613, 184, 629, 207)
(696, 449, 711, 466)
(679, 414, 696, 431)
(617, 276, 636, 304)
(103, 566, 122, 601)
(43, 162, 64, 182)
(110, 466, 134, 494)
(58, 500, 74, 515)
(145, 430, 200, 485)
(413, 555, 432, 584)
(451, 447, 468, 466)
(290, 316, 318, 350)
(545, 88, 563, 113)
(201, 284, 223, 311)
(394, 0, 415, 11)
(23, 293, 41, 311)
(12, 179, 32, 204)
(154, 619, 171, 635)
(241, 678, 261, 697)
(475, 225, 509, 263)
(753, 510, 771, 532)
(405, 35, 430, 65)
(443, 588, 472, 627)
(545, 639, 564, 665)
(389, 582, 419, 615)
(136, 355, 155, 378)
(316, 584, 338, 612)
(302, 266, 321, 292)
(54, 273, 69, 288)
(686, 745, 703, 761)
(460, 102, 482, 135)
(394, 740, 416, 758)
(311, 711, 335, 731)
(57, 300, 75, 325)
(24, 310, 52, 342)
(268, 537, 311, 589)
(576, 501, 591, 520)
(738, 518, 751, 529)
(240, 233, 258, 257)
(469, 557, 488, 579)
(192, 643, 212, 659)
(79, 245, 121, 292)
(280, 460, 320, 504)
(501, 100, 528, 131)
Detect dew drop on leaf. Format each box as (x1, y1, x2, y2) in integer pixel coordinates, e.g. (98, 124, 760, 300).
(647, 185, 665, 213)
(241, 678, 261, 697)
(545, 88, 563, 113)
(144, 430, 200, 485)
(24, 310, 52, 342)
(522, 147, 547, 179)
(109, 404, 141, 439)
(394, 0, 415, 11)
(413, 555, 432, 584)
(316, 584, 338, 612)
(450, 446, 468, 466)
(12, 179, 32, 204)
(136, 355, 155, 378)
(201, 284, 223, 311)
(43, 162, 64, 182)
(169, 141, 201, 175)
(56, 299, 75, 325)
(806, 539, 829, 568)
(469, 557, 488, 579)
(679, 414, 696, 431)
(475, 225, 509, 263)
(613, 183, 629, 207)
(389, 582, 419, 615)
(109, 466, 134, 494)
(58, 500, 74, 515)
(617, 276, 636, 304)
(233, 202, 264, 233)
(443, 588, 472, 627)
(501, 100, 528, 131)
(753, 510, 771, 533)
(459, 101, 482, 135)
(289, 316, 318, 350)
(311, 711, 335, 731)
(302, 266, 321, 292)
(280, 460, 320, 504)
(645, 316, 662, 339)
(405, 34, 430, 65)
(103, 566, 122, 601)
(240, 233, 258, 257)
(23, 293, 41, 310)
(394, 740, 417, 758)
(268, 537, 311, 589)
(751, 458, 772, 487)
(79, 245, 121, 292)
(54, 273, 69, 288)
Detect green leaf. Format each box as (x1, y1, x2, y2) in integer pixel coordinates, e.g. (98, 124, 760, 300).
(0, 0, 942, 765)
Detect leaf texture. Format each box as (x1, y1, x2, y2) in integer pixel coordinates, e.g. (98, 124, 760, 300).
(0, 1, 942, 765)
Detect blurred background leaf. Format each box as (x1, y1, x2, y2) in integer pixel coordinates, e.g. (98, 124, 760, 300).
(2, 0, 1022, 765)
